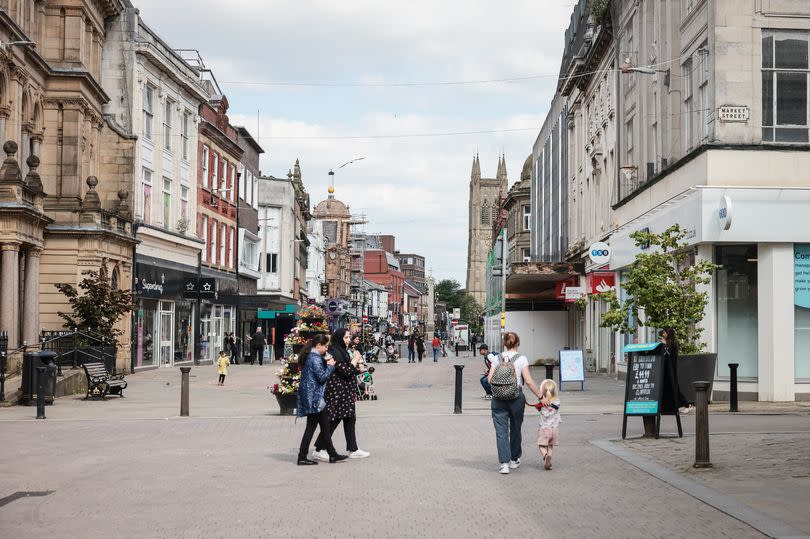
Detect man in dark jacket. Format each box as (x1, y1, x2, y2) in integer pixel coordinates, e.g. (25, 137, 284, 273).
(407, 334, 416, 363)
(250, 327, 267, 365)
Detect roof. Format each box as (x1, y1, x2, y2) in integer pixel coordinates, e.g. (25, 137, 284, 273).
(405, 279, 428, 295)
(313, 196, 350, 218)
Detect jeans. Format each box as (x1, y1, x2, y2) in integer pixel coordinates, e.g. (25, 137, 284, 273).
(433, 348, 439, 362)
(315, 416, 358, 453)
(408, 349, 415, 362)
(491, 392, 525, 464)
(299, 409, 337, 459)
(480, 375, 492, 395)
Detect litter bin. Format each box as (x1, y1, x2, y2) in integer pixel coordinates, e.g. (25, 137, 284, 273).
(20, 350, 58, 405)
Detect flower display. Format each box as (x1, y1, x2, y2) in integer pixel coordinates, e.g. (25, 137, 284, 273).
(298, 320, 329, 333)
(299, 305, 326, 319)
(274, 304, 328, 397)
(273, 360, 300, 395)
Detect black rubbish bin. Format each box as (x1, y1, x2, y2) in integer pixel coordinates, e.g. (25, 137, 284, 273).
(20, 350, 58, 405)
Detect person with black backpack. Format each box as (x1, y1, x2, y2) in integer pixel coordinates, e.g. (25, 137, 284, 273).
(487, 331, 545, 475)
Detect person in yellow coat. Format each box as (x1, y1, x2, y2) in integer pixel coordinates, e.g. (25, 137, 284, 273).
(217, 350, 229, 386)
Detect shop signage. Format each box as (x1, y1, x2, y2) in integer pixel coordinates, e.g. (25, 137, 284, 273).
(320, 283, 329, 296)
(559, 349, 585, 389)
(588, 242, 611, 265)
(136, 275, 165, 298)
(717, 105, 749, 123)
(588, 271, 616, 294)
(326, 299, 340, 314)
(564, 286, 584, 302)
(555, 276, 580, 301)
(795, 244, 810, 308)
(183, 278, 217, 298)
(719, 195, 733, 231)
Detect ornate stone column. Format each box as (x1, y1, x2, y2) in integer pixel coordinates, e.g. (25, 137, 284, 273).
(0, 243, 21, 349)
(23, 247, 42, 345)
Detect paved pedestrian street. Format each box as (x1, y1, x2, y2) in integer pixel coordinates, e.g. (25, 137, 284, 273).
(2, 355, 808, 538)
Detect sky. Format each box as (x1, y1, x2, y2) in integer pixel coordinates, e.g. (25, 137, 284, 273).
(131, 0, 575, 285)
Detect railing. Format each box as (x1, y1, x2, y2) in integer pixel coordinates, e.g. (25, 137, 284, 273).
(39, 329, 118, 376)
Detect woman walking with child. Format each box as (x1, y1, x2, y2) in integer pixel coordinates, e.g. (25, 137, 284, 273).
(487, 331, 545, 474)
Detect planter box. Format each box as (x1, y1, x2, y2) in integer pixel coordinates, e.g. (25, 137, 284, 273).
(274, 392, 297, 416)
(678, 353, 717, 404)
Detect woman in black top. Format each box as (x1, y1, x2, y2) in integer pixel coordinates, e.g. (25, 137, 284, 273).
(660, 327, 689, 411)
(313, 328, 370, 460)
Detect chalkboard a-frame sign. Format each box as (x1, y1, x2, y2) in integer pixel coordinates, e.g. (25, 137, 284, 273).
(622, 342, 683, 439)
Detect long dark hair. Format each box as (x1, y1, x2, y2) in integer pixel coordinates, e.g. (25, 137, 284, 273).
(299, 334, 330, 361)
(661, 327, 678, 358)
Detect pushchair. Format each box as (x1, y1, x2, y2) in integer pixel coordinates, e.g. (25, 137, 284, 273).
(356, 367, 377, 400)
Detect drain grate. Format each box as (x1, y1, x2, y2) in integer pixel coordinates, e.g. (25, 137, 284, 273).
(408, 384, 432, 389)
(0, 491, 54, 508)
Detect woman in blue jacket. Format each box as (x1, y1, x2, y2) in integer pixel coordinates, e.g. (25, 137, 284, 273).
(296, 334, 348, 465)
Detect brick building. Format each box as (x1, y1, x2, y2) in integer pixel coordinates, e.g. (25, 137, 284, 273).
(364, 249, 403, 327)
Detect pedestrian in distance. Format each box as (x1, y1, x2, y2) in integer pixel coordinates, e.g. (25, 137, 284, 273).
(487, 331, 545, 475)
(216, 350, 229, 385)
(527, 379, 561, 470)
(296, 334, 347, 465)
(478, 343, 495, 399)
(250, 327, 266, 366)
(416, 333, 425, 362)
(407, 333, 416, 363)
(431, 334, 441, 362)
(226, 332, 238, 365)
(313, 328, 371, 460)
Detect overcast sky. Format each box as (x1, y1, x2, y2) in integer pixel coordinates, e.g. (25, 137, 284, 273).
(131, 0, 575, 285)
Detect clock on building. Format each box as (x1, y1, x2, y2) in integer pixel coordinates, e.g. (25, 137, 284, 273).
(329, 251, 336, 260)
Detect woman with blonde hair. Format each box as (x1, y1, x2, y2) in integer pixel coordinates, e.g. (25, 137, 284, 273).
(487, 331, 544, 474)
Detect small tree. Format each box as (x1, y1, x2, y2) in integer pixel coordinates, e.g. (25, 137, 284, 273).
(55, 265, 133, 346)
(598, 224, 718, 354)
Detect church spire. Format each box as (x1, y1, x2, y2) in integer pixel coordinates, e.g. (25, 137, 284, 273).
(471, 153, 481, 181)
(497, 153, 507, 183)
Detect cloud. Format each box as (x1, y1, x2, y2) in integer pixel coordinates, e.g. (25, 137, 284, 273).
(131, 0, 574, 283)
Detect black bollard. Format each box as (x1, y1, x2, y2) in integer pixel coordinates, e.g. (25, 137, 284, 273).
(35, 366, 47, 419)
(544, 364, 554, 381)
(453, 364, 464, 414)
(728, 363, 739, 413)
(455, 343, 459, 357)
(693, 381, 712, 468)
(180, 366, 191, 417)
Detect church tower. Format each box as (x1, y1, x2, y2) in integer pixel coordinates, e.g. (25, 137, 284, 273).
(466, 154, 508, 308)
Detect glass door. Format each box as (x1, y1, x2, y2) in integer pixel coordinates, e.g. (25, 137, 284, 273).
(159, 301, 174, 367)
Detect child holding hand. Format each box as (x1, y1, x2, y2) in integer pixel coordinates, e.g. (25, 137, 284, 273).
(535, 379, 561, 470)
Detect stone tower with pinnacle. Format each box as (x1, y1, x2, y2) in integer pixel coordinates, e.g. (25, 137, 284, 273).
(466, 154, 508, 307)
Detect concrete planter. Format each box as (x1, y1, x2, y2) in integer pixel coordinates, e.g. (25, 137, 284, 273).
(274, 392, 297, 416)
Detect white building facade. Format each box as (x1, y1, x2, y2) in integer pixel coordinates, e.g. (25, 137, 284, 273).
(306, 218, 326, 303)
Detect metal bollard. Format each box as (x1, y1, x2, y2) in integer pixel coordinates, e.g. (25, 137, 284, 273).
(180, 366, 191, 417)
(455, 344, 459, 357)
(544, 364, 554, 381)
(453, 364, 464, 414)
(693, 381, 712, 468)
(728, 363, 739, 413)
(35, 366, 47, 419)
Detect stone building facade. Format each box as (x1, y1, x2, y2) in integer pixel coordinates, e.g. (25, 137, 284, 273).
(312, 188, 352, 302)
(466, 154, 507, 306)
(0, 0, 136, 373)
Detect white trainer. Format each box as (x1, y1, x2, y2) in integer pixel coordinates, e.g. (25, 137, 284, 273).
(349, 449, 370, 459)
(312, 449, 329, 462)
(499, 463, 510, 474)
(509, 459, 521, 469)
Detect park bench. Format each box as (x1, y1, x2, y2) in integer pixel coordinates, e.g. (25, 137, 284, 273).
(82, 362, 127, 399)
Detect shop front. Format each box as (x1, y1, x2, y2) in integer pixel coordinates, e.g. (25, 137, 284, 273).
(134, 258, 197, 369)
(610, 186, 810, 401)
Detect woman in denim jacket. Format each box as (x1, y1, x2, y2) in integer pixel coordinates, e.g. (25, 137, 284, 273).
(296, 334, 348, 465)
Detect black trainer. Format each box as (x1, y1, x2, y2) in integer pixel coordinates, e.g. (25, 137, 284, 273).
(297, 457, 318, 466)
(329, 454, 348, 463)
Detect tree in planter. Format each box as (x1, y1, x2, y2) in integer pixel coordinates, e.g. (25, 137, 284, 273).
(55, 265, 133, 346)
(592, 225, 718, 354)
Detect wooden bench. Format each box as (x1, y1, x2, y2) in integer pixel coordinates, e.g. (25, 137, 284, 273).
(82, 362, 127, 399)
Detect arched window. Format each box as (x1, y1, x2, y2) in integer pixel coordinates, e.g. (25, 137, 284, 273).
(111, 267, 120, 290)
(481, 201, 489, 225)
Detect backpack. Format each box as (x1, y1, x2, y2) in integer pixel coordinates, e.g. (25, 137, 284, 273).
(490, 355, 521, 401)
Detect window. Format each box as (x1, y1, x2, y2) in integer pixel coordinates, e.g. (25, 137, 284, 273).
(229, 163, 236, 202)
(522, 205, 531, 231)
(481, 202, 489, 225)
(201, 215, 208, 262)
(142, 85, 154, 140)
(239, 165, 246, 200)
(163, 99, 173, 152)
(180, 185, 188, 218)
(162, 178, 171, 228)
(762, 30, 809, 143)
(201, 145, 209, 188)
(220, 223, 226, 264)
(626, 118, 634, 163)
(229, 227, 235, 268)
(698, 47, 710, 140)
(181, 112, 190, 160)
(211, 220, 218, 264)
(142, 168, 152, 224)
(212, 153, 219, 193)
(266, 253, 278, 273)
(521, 247, 531, 262)
(683, 59, 694, 151)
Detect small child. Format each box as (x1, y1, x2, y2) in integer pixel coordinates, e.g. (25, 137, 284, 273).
(536, 379, 561, 470)
(360, 366, 375, 398)
(217, 350, 229, 386)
